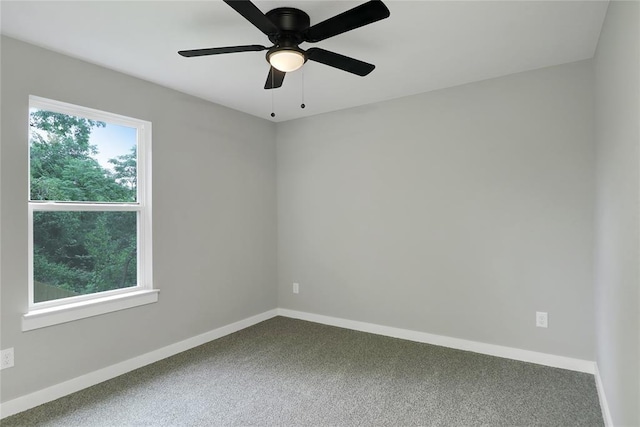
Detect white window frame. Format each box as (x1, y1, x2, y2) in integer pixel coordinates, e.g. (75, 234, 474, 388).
(23, 96, 156, 331)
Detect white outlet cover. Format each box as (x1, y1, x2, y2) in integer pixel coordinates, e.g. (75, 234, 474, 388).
(293, 283, 299, 294)
(1, 348, 15, 370)
(536, 312, 548, 328)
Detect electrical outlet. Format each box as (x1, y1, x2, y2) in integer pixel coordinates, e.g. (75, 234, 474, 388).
(536, 312, 548, 328)
(1, 348, 14, 370)
(293, 283, 299, 294)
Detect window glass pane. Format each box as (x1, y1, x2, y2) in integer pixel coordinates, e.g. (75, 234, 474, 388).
(33, 211, 137, 303)
(29, 109, 137, 202)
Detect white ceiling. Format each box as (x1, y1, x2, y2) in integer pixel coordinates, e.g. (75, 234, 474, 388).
(1, 1, 608, 122)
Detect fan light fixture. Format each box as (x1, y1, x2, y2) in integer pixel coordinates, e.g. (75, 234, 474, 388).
(178, 1, 391, 90)
(268, 49, 305, 72)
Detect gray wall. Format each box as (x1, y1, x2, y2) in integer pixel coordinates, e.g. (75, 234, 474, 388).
(277, 60, 596, 360)
(3, 24, 628, 412)
(593, 1, 640, 425)
(0, 37, 277, 402)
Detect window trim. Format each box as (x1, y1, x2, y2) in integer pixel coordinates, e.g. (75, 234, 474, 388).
(22, 290, 159, 331)
(25, 96, 155, 330)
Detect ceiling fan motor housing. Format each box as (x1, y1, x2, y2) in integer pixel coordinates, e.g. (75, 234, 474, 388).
(265, 8, 311, 66)
(266, 8, 310, 41)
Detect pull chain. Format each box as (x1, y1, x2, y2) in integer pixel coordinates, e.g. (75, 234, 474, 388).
(270, 67, 276, 118)
(301, 69, 306, 109)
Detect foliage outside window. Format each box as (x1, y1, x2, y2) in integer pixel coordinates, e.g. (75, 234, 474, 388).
(28, 96, 152, 311)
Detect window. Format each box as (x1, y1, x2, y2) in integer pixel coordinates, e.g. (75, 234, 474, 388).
(24, 96, 156, 331)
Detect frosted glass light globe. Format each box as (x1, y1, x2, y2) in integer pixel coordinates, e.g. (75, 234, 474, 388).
(269, 50, 305, 72)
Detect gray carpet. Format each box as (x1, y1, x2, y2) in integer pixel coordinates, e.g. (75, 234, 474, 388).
(1, 316, 603, 426)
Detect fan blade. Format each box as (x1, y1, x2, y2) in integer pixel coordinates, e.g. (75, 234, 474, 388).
(223, 0, 279, 37)
(306, 48, 375, 76)
(264, 66, 286, 89)
(303, 0, 390, 43)
(178, 45, 268, 57)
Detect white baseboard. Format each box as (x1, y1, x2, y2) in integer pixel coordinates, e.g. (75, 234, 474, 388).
(277, 308, 596, 374)
(0, 307, 602, 421)
(593, 363, 614, 427)
(0, 309, 278, 419)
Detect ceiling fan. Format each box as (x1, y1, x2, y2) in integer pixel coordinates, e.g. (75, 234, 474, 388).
(178, 0, 390, 89)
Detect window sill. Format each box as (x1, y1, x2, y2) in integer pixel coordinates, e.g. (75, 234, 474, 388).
(22, 289, 159, 331)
